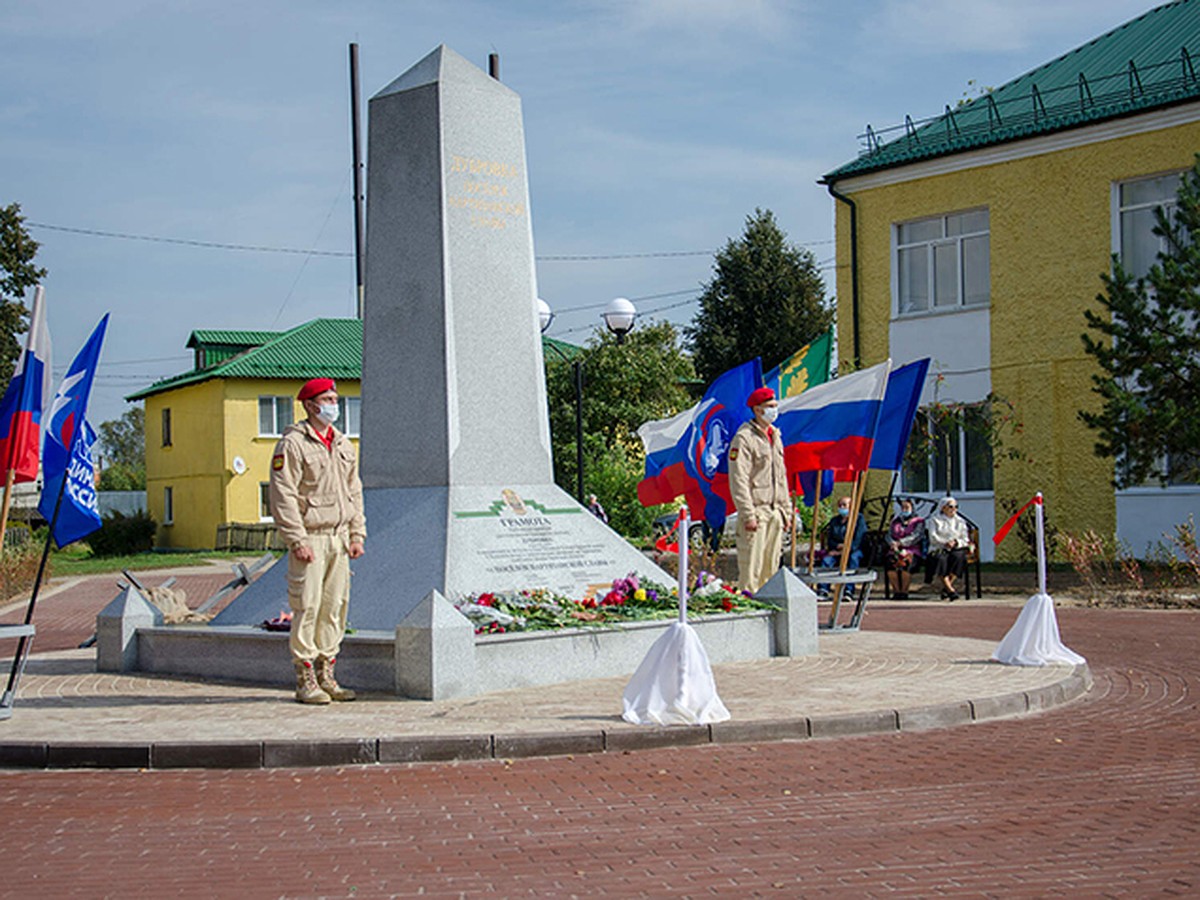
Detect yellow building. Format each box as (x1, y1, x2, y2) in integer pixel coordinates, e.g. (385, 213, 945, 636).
(822, 1, 1200, 558)
(127, 319, 362, 550)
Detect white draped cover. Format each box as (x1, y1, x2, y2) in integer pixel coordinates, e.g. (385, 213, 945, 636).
(621, 621, 731, 726)
(992, 593, 1085, 667)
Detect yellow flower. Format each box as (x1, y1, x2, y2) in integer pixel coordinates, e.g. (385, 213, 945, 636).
(633, 588, 646, 601)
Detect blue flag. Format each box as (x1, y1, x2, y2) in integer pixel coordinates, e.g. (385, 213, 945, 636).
(39, 315, 108, 548)
(867, 358, 931, 472)
(637, 358, 763, 530)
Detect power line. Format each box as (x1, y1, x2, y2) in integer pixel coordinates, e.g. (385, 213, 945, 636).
(28, 221, 835, 261)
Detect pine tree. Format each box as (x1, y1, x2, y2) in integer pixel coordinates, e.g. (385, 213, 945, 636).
(1080, 156, 1200, 487)
(686, 209, 833, 385)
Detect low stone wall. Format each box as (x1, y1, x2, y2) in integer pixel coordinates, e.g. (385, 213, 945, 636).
(100, 569, 818, 701)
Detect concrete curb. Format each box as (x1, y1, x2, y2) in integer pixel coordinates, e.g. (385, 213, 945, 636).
(0, 664, 1092, 771)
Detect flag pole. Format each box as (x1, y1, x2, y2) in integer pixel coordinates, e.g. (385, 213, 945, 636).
(0, 467, 15, 553)
(678, 506, 689, 623)
(1, 461, 68, 710)
(807, 471, 823, 575)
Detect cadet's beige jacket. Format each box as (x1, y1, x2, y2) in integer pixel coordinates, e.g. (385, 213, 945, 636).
(269, 421, 366, 551)
(728, 420, 789, 518)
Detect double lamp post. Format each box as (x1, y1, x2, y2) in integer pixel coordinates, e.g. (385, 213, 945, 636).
(538, 297, 637, 503)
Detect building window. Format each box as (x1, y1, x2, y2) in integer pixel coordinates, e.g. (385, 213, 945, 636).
(339, 396, 362, 437)
(161, 408, 172, 447)
(1113, 171, 1195, 486)
(163, 486, 174, 525)
(895, 209, 990, 315)
(258, 396, 294, 436)
(259, 482, 272, 521)
(1116, 171, 1182, 279)
(902, 405, 994, 494)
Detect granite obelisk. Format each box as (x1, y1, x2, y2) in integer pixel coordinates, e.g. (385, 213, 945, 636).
(215, 46, 669, 632)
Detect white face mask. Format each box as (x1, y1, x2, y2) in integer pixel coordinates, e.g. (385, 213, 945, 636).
(316, 402, 339, 425)
(759, 405, 779, 424)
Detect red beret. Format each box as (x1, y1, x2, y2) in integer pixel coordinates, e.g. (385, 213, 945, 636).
(298, 378, 336, 401)
(746, 386, 776, 408)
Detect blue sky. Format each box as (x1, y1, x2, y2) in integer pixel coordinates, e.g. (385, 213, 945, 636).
(2, 0, 1156, 425)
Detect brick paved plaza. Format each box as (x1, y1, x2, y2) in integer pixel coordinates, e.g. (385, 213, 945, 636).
(0, 569, 1196, 897)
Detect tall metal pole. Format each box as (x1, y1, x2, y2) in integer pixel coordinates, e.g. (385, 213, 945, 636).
(573, 361, 584, 503)
(349, 43, 366, 319)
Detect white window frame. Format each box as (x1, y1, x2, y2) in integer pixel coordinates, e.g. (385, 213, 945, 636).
(901, 405, 994, 496)
(893, 208, 990, 317)
(1111, 170, 1196, 488)
(338, 396, 362, 437)
(259, 482, 273, 522)
(163, 486, 174, 525)
(258, 396, 294, 437)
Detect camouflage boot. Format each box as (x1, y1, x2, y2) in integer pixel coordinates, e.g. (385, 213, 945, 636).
(315, 655, 356, 702)
(293, 660, 331, 705)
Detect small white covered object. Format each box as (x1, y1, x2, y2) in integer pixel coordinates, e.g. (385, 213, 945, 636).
(621, 621, 731, 725)
(992, 593, 1085, 666)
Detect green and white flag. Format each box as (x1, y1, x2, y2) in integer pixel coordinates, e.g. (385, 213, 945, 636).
(763, 329, 832, 398)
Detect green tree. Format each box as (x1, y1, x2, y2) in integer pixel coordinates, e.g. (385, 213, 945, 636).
(686, 208, 833, 384)
(97, 407, 146, 490)
(1081, 155, 1200, 487)
(545, 320, 695, 538)
(0, 203, 45, 384)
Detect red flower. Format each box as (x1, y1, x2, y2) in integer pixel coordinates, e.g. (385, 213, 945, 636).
(478, 592, 496, 607)
(722, 598, 735, 612)
(602, 590, 626, 606)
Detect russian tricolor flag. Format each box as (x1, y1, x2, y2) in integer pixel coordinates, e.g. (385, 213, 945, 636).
(776, 360, 891, 476)
(637, 358, 761, 530)
(0, 286, 52, 483)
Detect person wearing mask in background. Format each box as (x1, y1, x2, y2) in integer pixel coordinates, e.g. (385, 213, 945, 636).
(728, 386, 791, 593)
(927, 496, 971, 600)
(821, 494, 867, 569)
(269, 378, 366, 704)
(886, 497, 925, 599)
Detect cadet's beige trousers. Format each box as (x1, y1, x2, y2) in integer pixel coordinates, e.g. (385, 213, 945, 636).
(287, 532, 351, 663)
(736, 505, 785, 594)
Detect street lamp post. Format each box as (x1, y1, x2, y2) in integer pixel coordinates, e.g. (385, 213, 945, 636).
(539, 297, 637, 504)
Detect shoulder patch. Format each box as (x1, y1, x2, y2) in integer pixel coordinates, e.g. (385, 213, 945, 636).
(272, 454, 285, 471)
(729, 447, 739, 461)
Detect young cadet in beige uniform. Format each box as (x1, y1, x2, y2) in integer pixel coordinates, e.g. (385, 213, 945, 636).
(269, 378, 366, 704)
(728, 386, 791, 594)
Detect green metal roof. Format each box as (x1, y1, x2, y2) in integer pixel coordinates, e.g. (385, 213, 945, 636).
(185, 329, 280, 350)
(824, 0, 1200, 182)
(127, 318, 582, 401)
(127, 319, 364, 401)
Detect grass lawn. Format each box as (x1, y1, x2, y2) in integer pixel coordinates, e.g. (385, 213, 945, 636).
(49, 547, 280, 578)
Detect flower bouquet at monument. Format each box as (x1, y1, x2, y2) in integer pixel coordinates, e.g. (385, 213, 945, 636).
(452, 572, 770, 635)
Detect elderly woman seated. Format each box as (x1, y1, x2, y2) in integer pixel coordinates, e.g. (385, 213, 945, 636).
(886, 498, 925, 599)
(926, 496, 972, 601)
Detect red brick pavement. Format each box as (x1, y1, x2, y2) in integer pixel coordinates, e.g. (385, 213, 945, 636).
(0, 568, 247, 652)
(0, 602, 1196, 897)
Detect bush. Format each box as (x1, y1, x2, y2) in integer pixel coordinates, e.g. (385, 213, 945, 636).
(87, 510, 157, 557)
(0, 539, 45, 600)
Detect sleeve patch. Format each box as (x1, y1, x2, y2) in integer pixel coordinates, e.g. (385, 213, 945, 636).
(729, 448, 739, 461)
(272, 454, 285, 471)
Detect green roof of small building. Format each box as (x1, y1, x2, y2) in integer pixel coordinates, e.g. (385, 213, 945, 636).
(127, 319, 364, 401)
(823, 0, 1200, 183)
(126, 318, 582, 401)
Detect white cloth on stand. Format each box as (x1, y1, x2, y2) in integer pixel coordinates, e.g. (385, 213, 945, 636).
(992, 593, 1085, 666)
(622, 621, 731, 726)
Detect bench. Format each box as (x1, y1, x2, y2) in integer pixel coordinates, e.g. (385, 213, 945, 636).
(859, 494, 982, 599)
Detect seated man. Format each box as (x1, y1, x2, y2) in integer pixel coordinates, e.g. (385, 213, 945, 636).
(821, 495, 867, 570)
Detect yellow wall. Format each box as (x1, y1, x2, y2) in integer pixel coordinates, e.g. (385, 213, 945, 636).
(143, 379, 360, 549)
(833, 119, 1200, 550)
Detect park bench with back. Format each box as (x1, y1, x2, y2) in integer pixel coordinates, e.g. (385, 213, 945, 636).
(859, 494, 982, 599)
